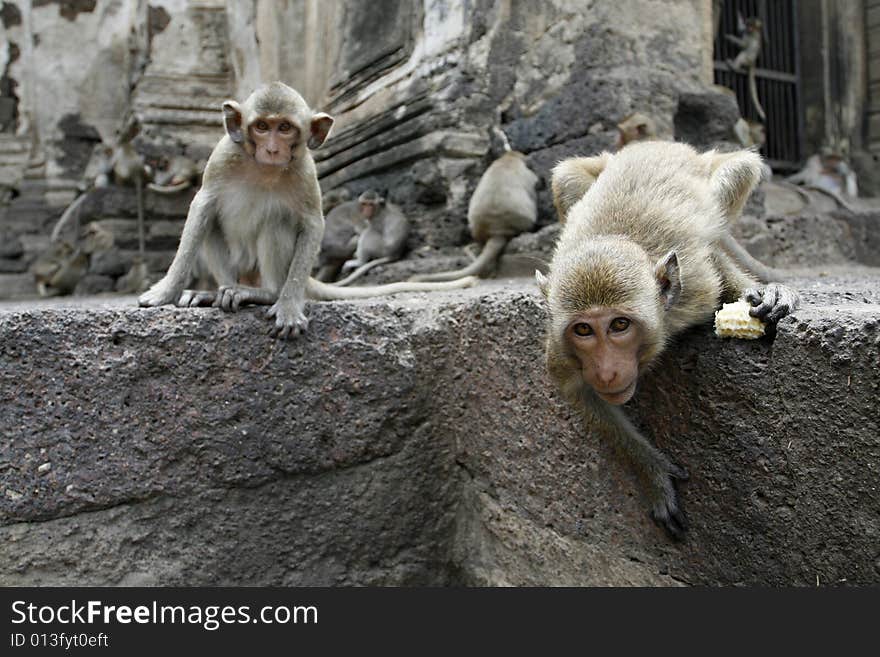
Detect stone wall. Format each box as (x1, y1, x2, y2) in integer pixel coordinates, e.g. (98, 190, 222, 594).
(1, 273, 878, 586)
(241, 0, 717, 247)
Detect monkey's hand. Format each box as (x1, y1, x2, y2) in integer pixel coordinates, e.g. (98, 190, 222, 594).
(646, 454, 690, 540)
(138, 278, 182, 307)
(744, 283, 800, 324)
(266, 299, 309, 340)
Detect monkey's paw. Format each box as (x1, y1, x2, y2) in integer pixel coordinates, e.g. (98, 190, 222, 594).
(266, 301, 309, 340)
(138, 280, 180, 307)
(648, 460, 689, 540)
(744, 283, 800, 324)
(213, 285, 250, 312)
(178, 289, 217, 307)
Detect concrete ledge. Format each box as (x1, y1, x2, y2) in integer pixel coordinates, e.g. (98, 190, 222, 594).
(1, 274, 879, 585)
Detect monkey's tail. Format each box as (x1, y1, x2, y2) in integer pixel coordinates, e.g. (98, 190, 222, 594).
(332, 257, 394, 287)
(148, 180, 193, 195)
(306, 275, 479, 301)
(720, 233, 787, 283)
(748, 66, 766, 121)
(50, 192, 89, 242)
(409, 236, 508, 282)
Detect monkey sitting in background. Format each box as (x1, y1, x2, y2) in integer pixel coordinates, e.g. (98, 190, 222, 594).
(410, 149, 538, 282)
(32, 222, 115, 297)
(314, 196, 364, 282)
(541, 141, 799, 538)
(334, 190, 409, 286)
(148, 155, 203, 195)
(787, 149, 858, 199)
(138, 82, 476, 339)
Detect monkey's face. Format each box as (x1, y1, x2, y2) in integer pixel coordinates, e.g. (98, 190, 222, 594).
(250, 117, 300, 166)
(566, 308, 642, 405)
(359, 200, 379, 220)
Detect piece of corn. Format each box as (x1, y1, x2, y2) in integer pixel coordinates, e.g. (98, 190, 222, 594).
(714, 300, 765, 339)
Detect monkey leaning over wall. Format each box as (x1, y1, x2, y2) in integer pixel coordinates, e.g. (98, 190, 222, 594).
(410, 147, 538, 282)
(138, 82, 476, 339)
(540, 141, 800, 538)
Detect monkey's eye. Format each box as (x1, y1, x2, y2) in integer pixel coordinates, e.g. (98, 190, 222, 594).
(610, 317, 631, 332)
(279, 122, 292, 132)
(254, 120, 270, 132)
(572, 323, 593, 337)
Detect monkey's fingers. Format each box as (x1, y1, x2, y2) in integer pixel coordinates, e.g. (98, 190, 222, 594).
(178, 290, 215, 307)
(650, 502, 688, 541)
(745, 285, 779, 320)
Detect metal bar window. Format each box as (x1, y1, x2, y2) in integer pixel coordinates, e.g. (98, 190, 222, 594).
(713, 0, 803, 170)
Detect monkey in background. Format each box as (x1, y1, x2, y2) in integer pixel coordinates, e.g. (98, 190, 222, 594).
(139, 82, 476, 339)
(787, 149, 858, 201)
(410, 148, 538, 282)
(541, 141, 799, 538)
(33, 222, 115, 297)
(148, 155, 203, 195)
(315, 196, 364, 282)
(334, 190, 409, 287)
(322, 187, 353, 215)
(725, 16, 766, 121)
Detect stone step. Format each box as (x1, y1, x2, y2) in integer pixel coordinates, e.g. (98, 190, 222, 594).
(0, 274, 877, 585)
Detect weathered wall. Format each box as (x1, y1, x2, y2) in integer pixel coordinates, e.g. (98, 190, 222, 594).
(1, 274, 878, 586)
(0, 0, 232, 299)
(232, 0, 718, 248)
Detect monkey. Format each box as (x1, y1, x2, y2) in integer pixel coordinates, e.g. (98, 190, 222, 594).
(314, 197, 365, 282)
(409, 150, 538, 282)
(554, 113, 658, 222)
(52, 117, 150, 265)
(137, 82, 477, 339)
(334, 190, 409, 286)
(725, 16, 766, 121)
(540, 141, 799, 539)
(148, 155, 203, 195)
(33, 222, 115, 296)
(786, 149, 859, 211)
(615, 112, 657, 150)
(321, 186, 353, 215)
(732, 117, 765, 150)
(552, 147, 787, 283)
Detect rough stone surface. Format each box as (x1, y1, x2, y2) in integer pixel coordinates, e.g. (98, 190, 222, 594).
(1, 273, 878, 586)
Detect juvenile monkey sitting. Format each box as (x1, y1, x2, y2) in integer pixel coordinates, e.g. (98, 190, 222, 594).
(541, 141, 799, 538)
(138, 82, 476, 338)
(334, 190, 409, 286)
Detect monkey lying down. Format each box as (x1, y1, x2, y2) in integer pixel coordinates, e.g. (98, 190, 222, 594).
(541, 141, 799, 539)
(138, 82, 475, 338)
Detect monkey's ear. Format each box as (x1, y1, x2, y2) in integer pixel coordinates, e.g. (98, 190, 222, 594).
(705, 150, 764, 219)
(535, 270, 550, 298)
(308, 113, 334, 149)
(222, 101, 245, 144)
(654, 251, 681, 310)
